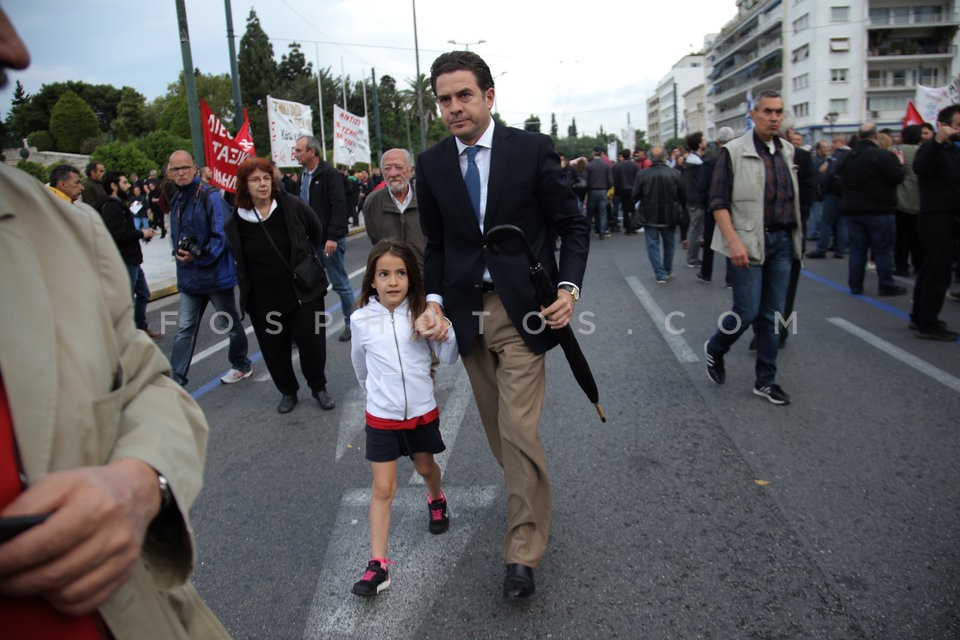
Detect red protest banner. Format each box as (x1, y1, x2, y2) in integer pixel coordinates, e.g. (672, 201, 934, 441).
(200, 99, 256, 193)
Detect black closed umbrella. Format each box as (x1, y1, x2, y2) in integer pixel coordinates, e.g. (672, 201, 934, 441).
(484, 224, 606, 422)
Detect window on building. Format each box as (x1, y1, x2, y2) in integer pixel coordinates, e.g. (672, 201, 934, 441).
(792, 44, 810, 62)
(918, 66, 942, 86)
(891, 7, 909, 24)
(792, 73, 810, 90)
(869, 8, 889, 25)
(914, 6, 943, 23)
(830, 38, 850, 52)
(867, 95, 909, 112)
(793, 102, 809, 117)
(829, 98, 848, 113)
(868, 70, 884, 87)
(830, 6, 850, 21)
(830, 68, 848, 82)
(891, 69, 909, 87)
(793, 13, 810, 33)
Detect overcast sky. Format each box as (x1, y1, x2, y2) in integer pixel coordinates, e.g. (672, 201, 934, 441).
(2, 0, 738, 142)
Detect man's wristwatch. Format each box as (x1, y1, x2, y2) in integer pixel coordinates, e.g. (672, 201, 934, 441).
(156, 471, 173, 511)
(558, 284, 580, 301)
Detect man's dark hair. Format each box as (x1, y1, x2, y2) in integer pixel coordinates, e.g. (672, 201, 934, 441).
(937, 103, 960, 126)
(429, 51, 494, 95)
(901, 124, 922, 145)
(618, 149, 631, 160)
(102, 170, 126, 196)
(754, 89, 782, 104)
(85, 161, 103, 178)
(685, 132, 704, 152)
(49, 164, 80, 187)
(920, 122, 935, 134)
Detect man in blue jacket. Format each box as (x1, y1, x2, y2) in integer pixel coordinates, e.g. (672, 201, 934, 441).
(166, 150, 252, 386)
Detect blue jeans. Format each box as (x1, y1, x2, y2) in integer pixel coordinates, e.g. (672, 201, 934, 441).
(846, 214, 897, 294)
(815, 194, 848, 255)
(169, 288, 250, 386)
(321, 236, 356, 326)
(806, 200, 822, 239)
(707, 230, 793, 386)
(126, 264, 151, 329)
(134, 216, 150, 231)
(644, 226, 676, 280)
(586, 190, 608, 236)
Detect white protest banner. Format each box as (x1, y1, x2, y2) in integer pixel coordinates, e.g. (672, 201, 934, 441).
(267, 95, 314, 166)
(915, 75, 960, 125)
(332, 105, 371, 167)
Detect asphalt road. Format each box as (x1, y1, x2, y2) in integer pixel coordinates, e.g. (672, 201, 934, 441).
(143, 230, 960, 639)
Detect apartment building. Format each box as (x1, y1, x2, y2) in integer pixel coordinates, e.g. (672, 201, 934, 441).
(687, 0, 959, 142)
(645, 54, 707, 147)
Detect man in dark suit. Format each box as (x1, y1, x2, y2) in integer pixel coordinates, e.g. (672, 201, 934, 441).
(414, 51, 589, 599)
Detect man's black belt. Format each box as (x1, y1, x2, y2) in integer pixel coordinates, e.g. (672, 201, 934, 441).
(764, 223, 796, 233)
(481, 281, 496, 293)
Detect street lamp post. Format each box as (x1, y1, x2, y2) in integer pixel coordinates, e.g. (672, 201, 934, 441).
(825, 111, 839, 136)
(448, 39, 485, 50)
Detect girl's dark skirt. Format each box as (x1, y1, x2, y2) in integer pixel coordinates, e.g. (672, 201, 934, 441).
(365, 418, 445, 462)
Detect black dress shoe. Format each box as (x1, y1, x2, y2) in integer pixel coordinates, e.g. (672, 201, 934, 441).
(878, 285, 907, 296)
(277, 394, 297, 414)
(503, 563, 535, 599)
(312, 388, 336, 410)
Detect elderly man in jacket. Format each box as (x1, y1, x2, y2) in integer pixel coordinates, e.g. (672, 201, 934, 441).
(363, 148, 426, 265)
(0, 9, 229, 637)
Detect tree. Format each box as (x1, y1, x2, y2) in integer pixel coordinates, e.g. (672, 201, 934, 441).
(90, 141, 155, 177)
(550, 113, 558, 138)
(277, 42, 312, 85)
(567, 117, 578, 138)
(26, 130, 54, 151)
(157, 96, 191, 140)
(49, 90, 100, 153)
(524, 114, 541, 133)
(238, 9, 276, 110)
(111, 87, 150, 141)
(136, 130, 192, 167)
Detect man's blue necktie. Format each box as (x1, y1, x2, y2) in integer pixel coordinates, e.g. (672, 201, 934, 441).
(464, 146, 481, 223)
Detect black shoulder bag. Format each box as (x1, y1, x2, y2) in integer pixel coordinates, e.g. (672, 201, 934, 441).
(252, 207, 325, 295)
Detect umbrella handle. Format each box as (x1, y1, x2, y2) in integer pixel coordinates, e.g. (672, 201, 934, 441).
(483, 224, 539, 267)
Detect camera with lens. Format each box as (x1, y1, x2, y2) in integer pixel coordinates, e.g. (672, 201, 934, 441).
(177, 235, 203, 258)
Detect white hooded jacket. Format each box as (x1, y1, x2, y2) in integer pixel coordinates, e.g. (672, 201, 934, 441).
(350, 297, 459, 421)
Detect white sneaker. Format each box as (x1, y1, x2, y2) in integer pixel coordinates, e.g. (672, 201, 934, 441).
(220, 368, 252, 384)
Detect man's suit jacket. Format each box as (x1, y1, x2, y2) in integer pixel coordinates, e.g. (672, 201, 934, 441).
(303, 161, 348, 243)
(416, 125, 589, 356)
(0, 164, 229, 639)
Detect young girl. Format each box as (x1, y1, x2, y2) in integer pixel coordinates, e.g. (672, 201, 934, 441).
(349, 239, 459, 597)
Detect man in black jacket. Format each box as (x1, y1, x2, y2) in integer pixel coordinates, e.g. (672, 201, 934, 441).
(96, 170, 160, 338)
(293, 135, 355, 341)
(613, 149, 639, 234)
(838, 123, 906, 296)
(632, 146, 686, 283)
(910, 104, 960, 341)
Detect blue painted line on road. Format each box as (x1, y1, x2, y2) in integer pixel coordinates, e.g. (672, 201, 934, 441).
(189, 287, 361, 401)
(800, 269, 910, 321)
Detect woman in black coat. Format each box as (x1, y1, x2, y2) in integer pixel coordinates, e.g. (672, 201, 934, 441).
(225, 157, 336, 414)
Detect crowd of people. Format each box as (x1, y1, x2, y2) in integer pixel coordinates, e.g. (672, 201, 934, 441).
(3, 3, 958, 629)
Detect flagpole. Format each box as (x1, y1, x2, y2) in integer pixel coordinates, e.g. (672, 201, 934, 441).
(315, 43, 326, 157)
(361, 68, 371, 166)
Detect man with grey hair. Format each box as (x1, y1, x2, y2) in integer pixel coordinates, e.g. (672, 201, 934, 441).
(703, 90, 802, 405)
(293, 134, 353, 344)
(696, 126, 735, 284)
(362, 148, 426, 265)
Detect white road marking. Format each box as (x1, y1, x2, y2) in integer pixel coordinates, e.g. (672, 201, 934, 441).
(827, 317, 960, 394)
(626, 275, 700, 363)
(190, 325, 255, 364)
(335, 386, 367, 462)
(302, 485, 498, 640)
(409, 365, 472, 485)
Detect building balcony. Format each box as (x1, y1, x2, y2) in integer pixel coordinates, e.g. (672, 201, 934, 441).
(866, 44, 957, 60)
(868, 8, 960, 30)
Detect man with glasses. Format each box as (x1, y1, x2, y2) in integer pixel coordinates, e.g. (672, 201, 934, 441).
(362, 148, 426, 264)
(166, 150, 252, 386)
(293, 135, 355, 342)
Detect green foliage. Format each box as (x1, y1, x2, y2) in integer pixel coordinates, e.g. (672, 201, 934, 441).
(157, 96, 191, 139)
(27, 130, 55, 151)
(16, 159, 50, 183)
(136, 130, 192, 167)
(550, 113, 558, 138)
(524, 115, 541, 133)
(166, 70, 236, 125)
(49, 91, 100, 153)
(238, 9, 277, 110)
(111, 87, 151, 140)
(567, 117, 578, 138)
(90, 141, 155, 177)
